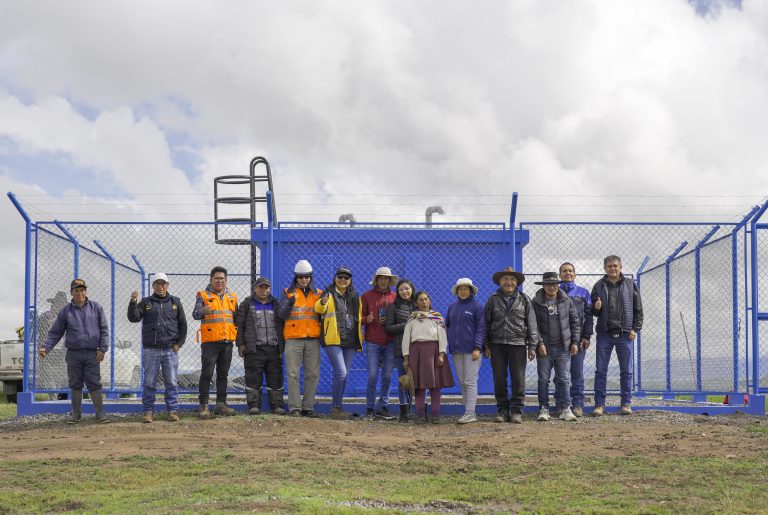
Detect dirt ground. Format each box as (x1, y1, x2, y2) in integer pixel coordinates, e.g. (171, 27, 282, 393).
(2, 409, 767, 463)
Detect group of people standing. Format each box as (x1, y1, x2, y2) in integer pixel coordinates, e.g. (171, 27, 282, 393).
(38, 255, 643, 425)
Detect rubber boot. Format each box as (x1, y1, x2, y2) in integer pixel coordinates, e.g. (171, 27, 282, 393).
(398, 404, 409, 423)
(67, 389, 83, 424)
(90, 390, 109, 424)
(268, 389, 286, 415)
(246, 389, 261, 415)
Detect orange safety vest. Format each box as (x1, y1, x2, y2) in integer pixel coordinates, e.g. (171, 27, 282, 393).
(283, 287, 322, 340)
(198, 289, 238, 343)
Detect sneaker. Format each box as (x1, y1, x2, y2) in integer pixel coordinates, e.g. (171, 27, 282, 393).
(288, 409, 302, 417)
(510, 413, 523, 424)
(199, 405, 211, 420)
(301, 409, 318, 418)
(560, 407, 577, 421)
(375, 406, 396, 421)
(66, 413, 81, 425)
(142, 412, 153, 424)
(167, 412, 180, 422)
(248, 406, 261, 415)
(457, 413, 477, 424)
(495, 410, 511, 423)
(620, 405, 632, 415)
(537, 407, 550, 422)
(572, 406, 583, 418)
(592, 405, 605, 417)
(214, 403, 237, 416)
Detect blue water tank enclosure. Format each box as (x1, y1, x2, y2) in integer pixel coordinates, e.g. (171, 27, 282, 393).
(252, 223, 529, 396)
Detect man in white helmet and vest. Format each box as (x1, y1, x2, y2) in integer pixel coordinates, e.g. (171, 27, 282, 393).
(192, 266, 239, 418)
(278, 260, 323, 417)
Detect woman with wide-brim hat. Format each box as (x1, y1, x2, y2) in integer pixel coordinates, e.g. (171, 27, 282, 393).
(402, 290, 455, 424)
(445, 278, 485, 424)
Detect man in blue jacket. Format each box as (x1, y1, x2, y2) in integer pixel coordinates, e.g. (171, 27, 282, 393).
(558, 262, 593, 417)
(39, 279, 110, 424)
(128, 273, 188, 423)
(591, 256, 643, 416)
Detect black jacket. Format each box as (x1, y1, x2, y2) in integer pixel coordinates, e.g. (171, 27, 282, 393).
(591, 275, 643, 334)
(531, 289, 581, 350)
(385, 299, 417, 359)
(484, 289, 539, 349)
(127, 294, 187, 348)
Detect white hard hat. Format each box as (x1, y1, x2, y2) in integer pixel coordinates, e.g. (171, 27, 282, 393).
(294, 260, 313, 275)
(153, 273, 169, 284)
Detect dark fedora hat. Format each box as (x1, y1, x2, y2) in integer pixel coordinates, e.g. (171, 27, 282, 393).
(492, 267, 525, 286)
(534, 272, 563, 286)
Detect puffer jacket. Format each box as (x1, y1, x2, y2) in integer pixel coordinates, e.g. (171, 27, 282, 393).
(484, 289, 539, 349)
(385, 299, 417, 359)
(235, 294, 285, 353)
(531, 289, 581, 350)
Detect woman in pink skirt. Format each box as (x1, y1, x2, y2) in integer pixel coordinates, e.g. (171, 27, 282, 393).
(402, 291, 455, 424)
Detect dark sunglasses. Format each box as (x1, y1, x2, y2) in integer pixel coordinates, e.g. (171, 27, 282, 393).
(296, 274, 312, 279)
(336, 275, 351, 280)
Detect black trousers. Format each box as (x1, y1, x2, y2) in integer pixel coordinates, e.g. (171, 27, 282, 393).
(489, 344, 528, 414)
(66, 349, 102, 391)
(199, 341, 233, 404)
(244, 345, 284, 406)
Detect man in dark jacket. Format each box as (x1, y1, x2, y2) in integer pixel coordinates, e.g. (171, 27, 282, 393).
(128, 273, 187, 423)
(484, 267, 539, 424)
(558, 262, 593, 418)
(531, 272, 580, 422)
(591, 255, 644, 416)
(236, 277, 286, 415)
(39, 279, 110, 424)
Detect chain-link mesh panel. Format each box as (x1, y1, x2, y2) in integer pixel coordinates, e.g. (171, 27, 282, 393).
(699, 235, 737, 391)
(31, 222, 257, 395)
(759, 228, 768, 390)
(638, 266, 666, 391)
(32, 227, 76, 392)
(668, 253, 697, 391)
(276, 223, 508, 396)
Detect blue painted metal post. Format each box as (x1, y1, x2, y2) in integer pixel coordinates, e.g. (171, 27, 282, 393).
(735, 206, 759, 392)
(266, 191, 275, 284)
(749, 200, 768, 395)
(635, 256, 650, 393)
(7, 192, 34, 403)
(510, 192, 518, 272)
(693, 226, 720, 394)
(54, 221, 80, 278)
(131, 255, 146, 298)
(665, 242, 688, 395)
(93, 240, 116, 393)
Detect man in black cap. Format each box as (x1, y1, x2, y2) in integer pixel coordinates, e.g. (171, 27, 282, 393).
(235, 277, 286, 415)
(484, 267, 539, 424)
(38, 279, 110, 424)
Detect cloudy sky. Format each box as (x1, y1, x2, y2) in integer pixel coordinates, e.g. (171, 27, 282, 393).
(1, 0, 767, 337)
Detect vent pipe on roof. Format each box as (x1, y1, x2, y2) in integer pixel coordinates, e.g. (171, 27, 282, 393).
(425, 206, 445, 227)
(339, 213, 356, 225)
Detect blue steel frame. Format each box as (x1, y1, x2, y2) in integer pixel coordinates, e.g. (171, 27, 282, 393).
(7, 191, 768, 415)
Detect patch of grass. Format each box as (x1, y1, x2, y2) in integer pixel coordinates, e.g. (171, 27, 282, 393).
(0, 400, 16, 420)
(1, 449, 768, 512)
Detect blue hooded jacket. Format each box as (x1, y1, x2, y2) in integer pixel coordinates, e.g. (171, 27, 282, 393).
(445, 295, 485, 354)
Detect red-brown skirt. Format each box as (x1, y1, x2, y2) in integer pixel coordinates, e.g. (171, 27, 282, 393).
(409, 340, 455, 390)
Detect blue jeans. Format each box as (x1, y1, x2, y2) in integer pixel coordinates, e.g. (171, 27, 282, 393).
(569, 348, 586, 408)
(394, 356, 410, 405)
(325, 346, 356, 408)
(536, 344, 571, 409)
(365, 342, 394, 410)
(142, 347, 179, 413)
(594, 333, 634, 407)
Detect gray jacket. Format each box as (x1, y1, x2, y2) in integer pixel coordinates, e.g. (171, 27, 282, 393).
(235, 295, 285, 354)
(531, 289, 581, 350)
(484, 289, 539, 349)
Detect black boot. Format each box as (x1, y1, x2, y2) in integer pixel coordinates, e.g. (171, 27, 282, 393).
(67, 389, 83, 424)
(398, 404, 409, 423)
(90, 390, 109, 424)
(268, 389, 286, 415)
(246, 388, 261, 415)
